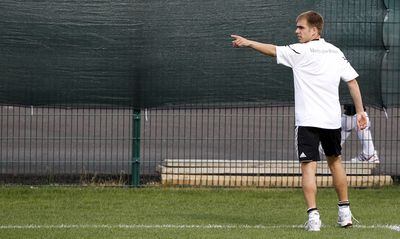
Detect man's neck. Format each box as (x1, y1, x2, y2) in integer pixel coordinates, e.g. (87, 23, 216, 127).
(311, 35, 321, 41)
(302, 35, 321, 43)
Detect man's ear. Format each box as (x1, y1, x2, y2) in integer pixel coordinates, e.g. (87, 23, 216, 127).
(312, 26, 319, 36)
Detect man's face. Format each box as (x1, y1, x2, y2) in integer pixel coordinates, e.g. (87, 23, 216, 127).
(295, 18, 318, 43)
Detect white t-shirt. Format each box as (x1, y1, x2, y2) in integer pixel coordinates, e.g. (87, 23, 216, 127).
(276, 39, 359, 129)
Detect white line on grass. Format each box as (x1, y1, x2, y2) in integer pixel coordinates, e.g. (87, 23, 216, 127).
(354, 224, 400, 232)
(0, 224, 399, 232)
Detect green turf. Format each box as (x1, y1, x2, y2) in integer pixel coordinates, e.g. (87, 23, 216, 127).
(0, 186, 399, 238)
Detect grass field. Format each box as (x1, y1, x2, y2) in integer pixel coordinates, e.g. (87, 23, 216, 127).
(0, 186, 399, 239)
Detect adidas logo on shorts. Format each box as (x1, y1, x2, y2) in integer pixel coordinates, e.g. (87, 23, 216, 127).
(300, 152, 307, 158)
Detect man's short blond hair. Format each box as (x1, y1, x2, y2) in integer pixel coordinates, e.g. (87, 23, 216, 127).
(297, 11, 324, 35)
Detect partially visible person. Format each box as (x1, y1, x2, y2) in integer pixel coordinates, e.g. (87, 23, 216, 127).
(342, 104, 379, 163)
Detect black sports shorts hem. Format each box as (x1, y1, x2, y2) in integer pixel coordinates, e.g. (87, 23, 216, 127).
(295, 126, 341, 162)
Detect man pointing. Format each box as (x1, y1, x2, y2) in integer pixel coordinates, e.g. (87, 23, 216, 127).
(231, 11, 367, 231)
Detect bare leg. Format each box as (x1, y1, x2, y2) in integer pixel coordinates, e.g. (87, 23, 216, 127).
(301, 161, 318, 209)
(327, 155, 348, 202)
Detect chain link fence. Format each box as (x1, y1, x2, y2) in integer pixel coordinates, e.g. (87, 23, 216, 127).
(1, 105, 398, 186)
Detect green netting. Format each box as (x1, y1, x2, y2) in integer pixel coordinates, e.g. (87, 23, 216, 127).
(382, 0, 400, 107)
(0, 0, 396, 108)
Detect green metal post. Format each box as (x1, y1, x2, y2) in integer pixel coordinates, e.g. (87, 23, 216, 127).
(131, 108, 141, 187)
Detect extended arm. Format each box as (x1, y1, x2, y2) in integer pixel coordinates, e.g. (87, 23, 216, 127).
(231, 34, 276, 57)
(347, 79, 367, 130)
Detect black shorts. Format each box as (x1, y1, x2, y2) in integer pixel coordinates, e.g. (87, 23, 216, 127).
(295, 126, 341, 162)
